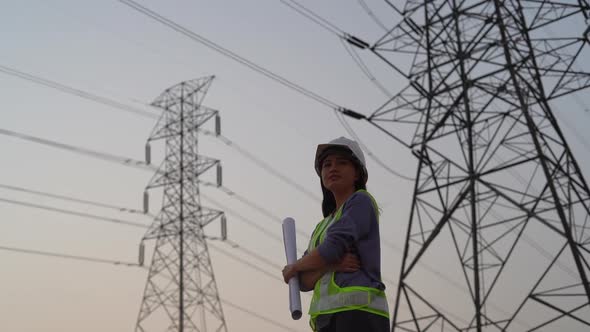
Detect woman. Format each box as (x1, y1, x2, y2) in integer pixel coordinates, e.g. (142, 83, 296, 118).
(282, 137, 389, 332)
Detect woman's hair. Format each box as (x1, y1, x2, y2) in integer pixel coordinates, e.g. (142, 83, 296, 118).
(320, 164, 367, 217)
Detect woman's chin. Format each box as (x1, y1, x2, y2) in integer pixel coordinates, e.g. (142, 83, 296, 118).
(325, 182, 352, 193)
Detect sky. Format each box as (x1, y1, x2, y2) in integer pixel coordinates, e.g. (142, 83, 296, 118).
(0, 1, 589, 331)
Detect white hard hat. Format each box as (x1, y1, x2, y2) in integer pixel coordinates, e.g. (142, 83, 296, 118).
(315, 137, 367, 182)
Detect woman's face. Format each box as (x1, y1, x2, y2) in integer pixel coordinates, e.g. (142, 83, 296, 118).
(320, 154, 359, 193)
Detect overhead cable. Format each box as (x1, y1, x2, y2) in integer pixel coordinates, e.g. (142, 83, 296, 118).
(0, 244, 142, 267)
(0, 183, 149, 216)
(0, 64, 157, 119)
(0, 197, 149, 229)
(118, 0, 340, 110)
(0, 243, 301, 332)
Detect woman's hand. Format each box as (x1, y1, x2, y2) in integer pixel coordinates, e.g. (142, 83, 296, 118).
(282, 264, 298, 283)
(333, 253, 360, 272)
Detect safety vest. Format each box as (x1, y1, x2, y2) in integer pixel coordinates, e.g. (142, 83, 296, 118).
(307, 190, 389, 330)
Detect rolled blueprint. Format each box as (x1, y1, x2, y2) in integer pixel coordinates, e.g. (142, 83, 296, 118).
(282, 217, 302, 320)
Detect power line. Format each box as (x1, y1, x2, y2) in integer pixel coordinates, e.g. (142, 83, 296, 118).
(0, 131, 476, 318)
(0, 126, 311, 242)
(199, 128, 321, 202)
(0, 61, 401, 325)
(1, 125, 409, 262)
(0, 61, 358, 194)
(0, 180, 308, 291)
(279, 0, 345, 37)
(187, 188, 402, 288)
(335, 110, 415, 181)
(0, 183, 299, 284)
(0, 179, 295, 276)
(0, 197, 149, 229)
(0, 183, 149, 216)
(0, 244, 142, 267)
(116, 0, 414, 181)
(223, 239, 284, 270)
(202, 194, 306, 270)
(3, 186, 394, 325)
(3, 186, 392, 294)
(278, 0, 375, 54)
(1, 124, 319, 208)
(0, 126, 469, 297)
(0, 182, 304, 274)
(0, 180, 395, 291)
(0, 6, 415, 184)
(0, 185, 305, 327)
(118, 0, 339, 110)
(14, 2, 411, 194)
(0, 57, 411, 183)
(205, 193, 405, 288)
(277, 0, 393, 100)
(0, 125, 409, 288)
(275, 1, 417, 182)
(209, 242, 283, 283)
(201, 195, 287, 245)
(0, 244, 302, 332)
(0, 127, 153, 171)
(200, 180, 312, 240)
(0, 113, 406, 291)
(0, 62, 320, 202)
(333, 4, 428, 177)
(0, 64, 158, 119)
(340, 38, 393, 98)
(205, 179, 401, 284)
(357, 0, 391, 33)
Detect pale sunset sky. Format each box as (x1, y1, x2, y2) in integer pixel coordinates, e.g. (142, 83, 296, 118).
(1, 1, 589, 331)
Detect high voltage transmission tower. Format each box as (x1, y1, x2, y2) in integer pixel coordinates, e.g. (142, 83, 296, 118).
(358, 0, 590, 331)
(135, 77, 228, 332)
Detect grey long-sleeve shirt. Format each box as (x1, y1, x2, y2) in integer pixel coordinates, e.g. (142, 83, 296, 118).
(315, 191, 386, 291)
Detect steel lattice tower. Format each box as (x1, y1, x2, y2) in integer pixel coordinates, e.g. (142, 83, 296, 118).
(359, 0, 590, 330)
(135, 77, 227, 332)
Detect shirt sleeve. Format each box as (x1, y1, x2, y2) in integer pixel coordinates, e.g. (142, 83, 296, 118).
(316, 192, 376, 264)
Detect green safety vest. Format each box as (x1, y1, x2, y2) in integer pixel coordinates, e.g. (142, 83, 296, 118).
(307, 189, 389, 331)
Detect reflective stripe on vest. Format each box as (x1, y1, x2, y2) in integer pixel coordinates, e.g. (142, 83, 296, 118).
(308, 190, 389, 328)
(310, 271, 389, 314)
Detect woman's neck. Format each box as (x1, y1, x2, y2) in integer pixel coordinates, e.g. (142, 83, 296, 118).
(333, 187, 356, 213)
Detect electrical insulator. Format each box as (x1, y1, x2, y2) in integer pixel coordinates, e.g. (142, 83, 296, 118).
(215, 114, 221, 136)
(143, 191, 149, 214)
(216, 163, 222, 187)
(145, 143, 151, 165)
(345, 34, 370, 49)
(221, 215, 227, 241)
(138, 241, 145, 267)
